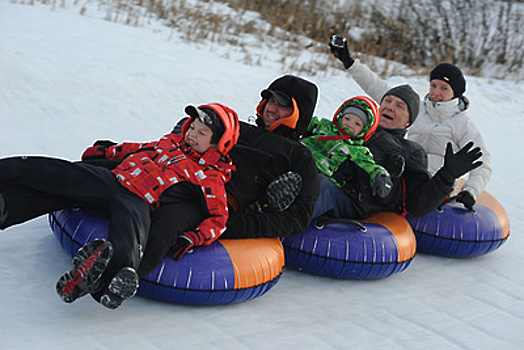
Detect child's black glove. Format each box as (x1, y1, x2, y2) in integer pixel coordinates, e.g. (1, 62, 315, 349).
(372, 172, 393, 199)
(81, 140, 117, 160)
(169, 231, 199, 261)
(455, 190, 476, 210)
(328, 35, 355, 69)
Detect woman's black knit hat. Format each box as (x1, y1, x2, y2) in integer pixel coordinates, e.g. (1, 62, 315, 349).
(430, 63, 466, 98)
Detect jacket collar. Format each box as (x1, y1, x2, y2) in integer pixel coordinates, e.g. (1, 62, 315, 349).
(378, 126, 407, 139)
(423, 94, 469, 121)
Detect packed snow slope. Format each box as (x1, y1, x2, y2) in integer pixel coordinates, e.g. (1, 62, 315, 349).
(0, 1, 523, 349)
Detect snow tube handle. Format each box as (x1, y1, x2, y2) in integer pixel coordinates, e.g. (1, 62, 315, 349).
(437, 195, 476, 213)
(314, 218, 367, 232)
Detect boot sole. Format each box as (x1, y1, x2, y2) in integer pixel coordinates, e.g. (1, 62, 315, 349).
(100, 267, 139, 309)
(108, 267, 139, 300)
(56, 239, 113, 303)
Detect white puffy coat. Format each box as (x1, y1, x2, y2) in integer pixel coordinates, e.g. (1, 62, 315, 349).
(347, 59, 491, 199)
(408, 95, 491, 199)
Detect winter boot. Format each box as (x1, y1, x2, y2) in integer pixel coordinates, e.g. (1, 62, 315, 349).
(100, 267, 139, 309)
(265, 171, 303, 211)
(247, 171, 303, 213)
(56, 239, 113, 303)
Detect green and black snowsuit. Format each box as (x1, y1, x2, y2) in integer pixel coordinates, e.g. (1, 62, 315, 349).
(301, 97, 389, 190)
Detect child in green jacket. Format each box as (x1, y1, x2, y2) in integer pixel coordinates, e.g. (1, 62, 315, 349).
(302, 96, 392, 199)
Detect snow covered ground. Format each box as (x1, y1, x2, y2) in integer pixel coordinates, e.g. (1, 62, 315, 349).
(1, 1, 523, 349)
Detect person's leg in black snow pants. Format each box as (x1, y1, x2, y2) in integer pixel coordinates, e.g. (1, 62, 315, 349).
(0, 156, 151, 289)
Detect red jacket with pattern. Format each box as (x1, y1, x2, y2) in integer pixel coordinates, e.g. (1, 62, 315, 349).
(106, 133, 234, 247)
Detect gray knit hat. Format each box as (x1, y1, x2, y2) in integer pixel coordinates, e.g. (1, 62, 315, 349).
(341, 106, 369, 126)
(381, 84, 420, 126)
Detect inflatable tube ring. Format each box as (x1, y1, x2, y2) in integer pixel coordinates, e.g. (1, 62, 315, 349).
(406, 182, 510, 258)
(49, 208, 285, 305)
(282, 212, 416, 279)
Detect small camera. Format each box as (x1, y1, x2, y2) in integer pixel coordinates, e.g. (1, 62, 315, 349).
(330, 35, 346, 49)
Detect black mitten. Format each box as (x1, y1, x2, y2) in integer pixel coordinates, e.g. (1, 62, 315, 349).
(455, 190, 475, 210)
(328, 35, 355, 69)
(168, 231, 199, 261)
(81, 140, 117, 161)
(371, 173, 393, 199)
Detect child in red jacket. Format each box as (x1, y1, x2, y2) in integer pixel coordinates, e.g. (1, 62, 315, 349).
(0, 103, 239, 309)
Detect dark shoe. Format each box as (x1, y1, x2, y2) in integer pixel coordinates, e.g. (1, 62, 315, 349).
(247, 171, 303, 213)
(56, 239, 113, 303)
(266, 171, 303, 212)
(100, 267, 139, 309)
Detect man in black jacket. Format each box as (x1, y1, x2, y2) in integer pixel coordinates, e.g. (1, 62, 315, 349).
(85, 75, 320, 274)
(222, 75, 320, 238)
(312, 82, 482, 220)
(135, 75, 320, 274)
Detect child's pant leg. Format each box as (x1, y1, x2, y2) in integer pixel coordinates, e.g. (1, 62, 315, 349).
(137, 200, 205, 277)
(105, 189, 151, 278)
(0, 157, 115, 228)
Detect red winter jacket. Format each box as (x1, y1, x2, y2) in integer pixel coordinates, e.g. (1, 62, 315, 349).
(106, 133, 234, 247)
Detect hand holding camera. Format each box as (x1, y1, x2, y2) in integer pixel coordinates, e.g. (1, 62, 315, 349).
(328, 35, 355, 69)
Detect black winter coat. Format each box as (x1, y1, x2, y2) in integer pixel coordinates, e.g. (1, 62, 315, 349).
(336, 127, 455, 218)
(222, 121, 320, 238)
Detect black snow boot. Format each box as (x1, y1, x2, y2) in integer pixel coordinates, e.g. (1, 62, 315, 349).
(56, 239, 113, 303)
(100, 267, 139, 309)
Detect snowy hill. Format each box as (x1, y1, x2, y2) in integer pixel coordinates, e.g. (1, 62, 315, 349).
(0, 1, 523, 349)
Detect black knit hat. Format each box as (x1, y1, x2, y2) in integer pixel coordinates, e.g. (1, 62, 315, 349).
(430, 63, 466, 98)
(381, 84, 420, 126)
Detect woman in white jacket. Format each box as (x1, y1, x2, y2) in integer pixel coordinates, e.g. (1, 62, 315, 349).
(409, 63, 491, 204)
(328, 35, 491, 209)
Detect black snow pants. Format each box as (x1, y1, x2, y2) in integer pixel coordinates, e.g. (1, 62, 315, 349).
(0, 156, 150, 287)
(79, 158, 210, 279)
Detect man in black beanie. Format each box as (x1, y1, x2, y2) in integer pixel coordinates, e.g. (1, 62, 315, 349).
(325, 35, 484, 218)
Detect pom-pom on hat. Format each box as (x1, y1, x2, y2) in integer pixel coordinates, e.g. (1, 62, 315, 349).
(430, 63, 466, 98)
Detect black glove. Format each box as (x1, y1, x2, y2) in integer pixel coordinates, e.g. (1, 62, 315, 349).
(246, 171, 303, 213)
(440, 142, 483, 181)
(455, 190, 475, 211)
(328, 35, 355, 69)
(81, 140, 118, 160)
(371, 173, 393, 199)
(168, 231, 199, 261)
